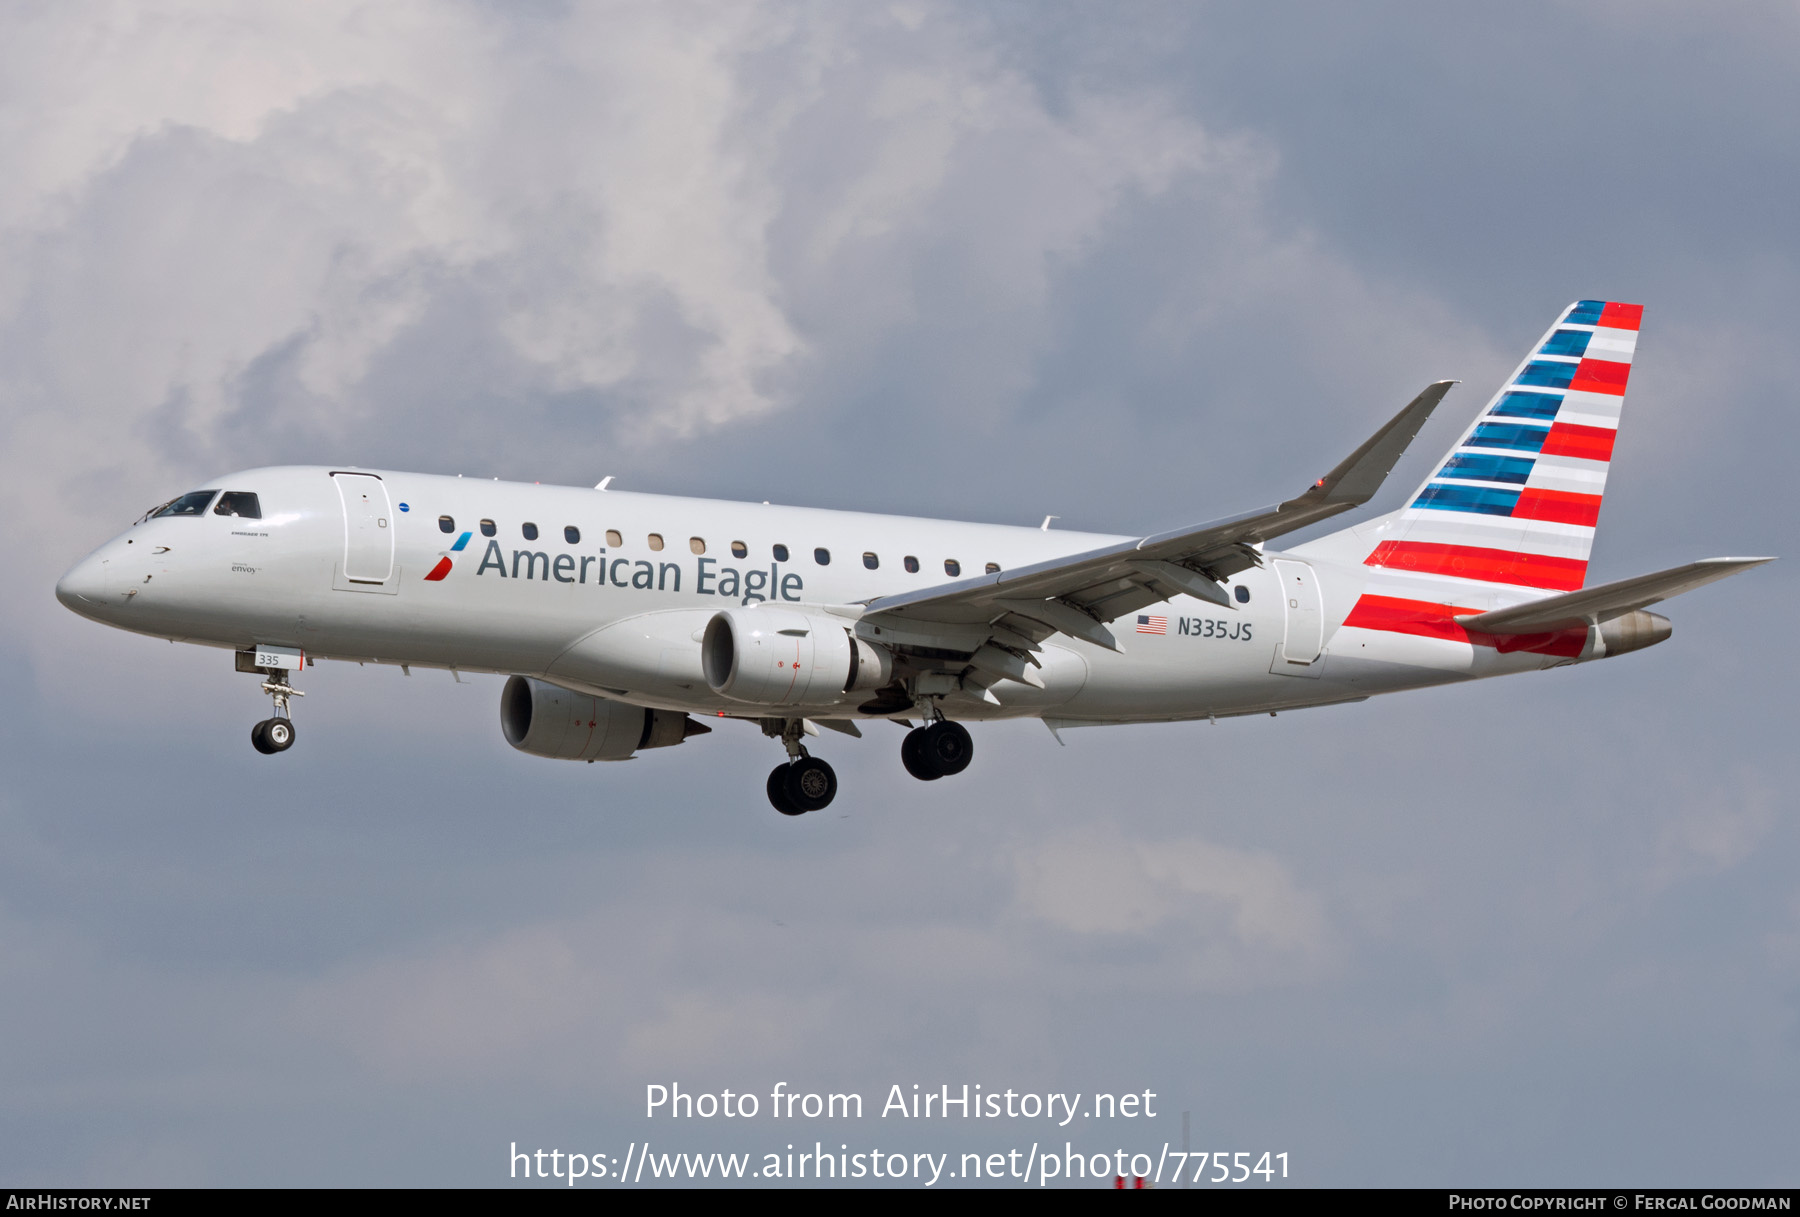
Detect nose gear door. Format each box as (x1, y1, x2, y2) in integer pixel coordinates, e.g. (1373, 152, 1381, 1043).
(331, 472, 395, 586)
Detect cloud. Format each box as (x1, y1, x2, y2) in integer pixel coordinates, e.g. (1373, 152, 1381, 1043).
(1641, 777, 1778, 894)
(3, 1, 1287, 630)
(1011, 826, 1336, 988)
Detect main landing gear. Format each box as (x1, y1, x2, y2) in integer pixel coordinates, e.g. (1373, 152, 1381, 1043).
(767, 756, 838, 815)
(250, 668, 303, 756)
(901, 719, 973, 781)
(761, 715, 975, 815)
(766, 718, 838, 815)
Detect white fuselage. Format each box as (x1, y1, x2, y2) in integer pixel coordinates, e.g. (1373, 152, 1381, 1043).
(56, 465, 1575, 729)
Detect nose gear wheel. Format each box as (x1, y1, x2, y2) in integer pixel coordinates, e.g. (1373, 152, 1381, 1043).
(251, 717, 296, 754)
(248, 666, 303, 755)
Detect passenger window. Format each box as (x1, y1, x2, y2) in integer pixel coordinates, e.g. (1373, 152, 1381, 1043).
(731, 540, 748, 558)
(606, 530, 622, 548)
(480, 519, 496, 537)
(154, 490, 219, 518)
(690, 537, 706, 555)
(945, 559, 961, 576)
(522, 522, 539, 541)
(773, 544, 789, 562)
(439, 515, 455, 533)
(1234, 585, 1251, 604)
(565, 526, 580, 544)
(648, 533, 665, 552)
(815, 547, 831, 566)
(904, 556, 920, 573)
(213, 491, 262, 519)
(863, 552, 879, 570)
(985, 562, 1000, 574)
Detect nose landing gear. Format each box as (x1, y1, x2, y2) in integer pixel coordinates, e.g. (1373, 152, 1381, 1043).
(250, 668, 303, 755)
(251, 716, 295, 754)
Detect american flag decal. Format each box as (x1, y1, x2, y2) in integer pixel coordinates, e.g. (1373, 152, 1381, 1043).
(1136, 614, 1167, 635)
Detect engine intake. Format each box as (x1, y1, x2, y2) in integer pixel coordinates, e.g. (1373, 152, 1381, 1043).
(500, 675, 708, 761)
(701, 608, 893, 707)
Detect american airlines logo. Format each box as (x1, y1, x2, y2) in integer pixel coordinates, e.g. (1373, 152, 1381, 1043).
(423, 531, 472, 581)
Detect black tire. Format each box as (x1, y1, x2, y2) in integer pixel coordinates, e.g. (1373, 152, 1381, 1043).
(783, 756, 838, 812)
(901, 728, 940, 781)
(920, 720, 972, 776)
(767, 764, 804, 815)
(264, 718, 296, 752)
(250, 720, 276, 755)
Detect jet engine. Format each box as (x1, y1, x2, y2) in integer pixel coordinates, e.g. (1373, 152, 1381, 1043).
(701, 608, 893, 707)
(500, 675, 709, 761)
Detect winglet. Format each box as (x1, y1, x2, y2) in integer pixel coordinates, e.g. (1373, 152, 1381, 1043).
(1310, 380, 1456, 507)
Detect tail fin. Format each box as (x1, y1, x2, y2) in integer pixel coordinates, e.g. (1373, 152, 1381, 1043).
(1360, 299, 1641, 594)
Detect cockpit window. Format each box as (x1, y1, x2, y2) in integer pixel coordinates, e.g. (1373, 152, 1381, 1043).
(154, 490, 219, 518)
(213, 491, 262, 519)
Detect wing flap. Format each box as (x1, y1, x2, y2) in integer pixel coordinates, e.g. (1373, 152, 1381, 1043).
(1454, 556, 1775, 634)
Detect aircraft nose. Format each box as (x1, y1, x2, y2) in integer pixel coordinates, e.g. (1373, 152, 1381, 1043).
(55, 552, 108, 613)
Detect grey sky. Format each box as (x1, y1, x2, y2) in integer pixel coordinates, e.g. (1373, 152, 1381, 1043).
(2, 1, 1795, 1186)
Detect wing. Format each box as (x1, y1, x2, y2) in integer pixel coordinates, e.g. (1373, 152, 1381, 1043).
(862, 381, 1455, 662)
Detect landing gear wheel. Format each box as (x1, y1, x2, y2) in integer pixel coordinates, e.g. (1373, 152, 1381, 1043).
(783, 756, 838, 812)
(263, 717, 295, 752)
(251, 720, 275, 755)
(920, 720, 973, 776)
(784, 756, 838, 813)
(901, 728, 941, 781)
(767, 764, 804, 815)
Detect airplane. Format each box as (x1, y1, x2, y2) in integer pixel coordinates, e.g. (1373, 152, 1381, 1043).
(55, 300, 1772, 815)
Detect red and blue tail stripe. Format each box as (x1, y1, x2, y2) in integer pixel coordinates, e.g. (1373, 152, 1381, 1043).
(1364, 299, 1639, 593)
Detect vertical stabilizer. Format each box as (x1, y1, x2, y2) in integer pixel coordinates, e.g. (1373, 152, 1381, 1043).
(1357, 299, 1640, 595)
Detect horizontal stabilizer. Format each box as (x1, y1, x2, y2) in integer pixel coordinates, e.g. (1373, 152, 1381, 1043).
(1454, 556, 1774, 634)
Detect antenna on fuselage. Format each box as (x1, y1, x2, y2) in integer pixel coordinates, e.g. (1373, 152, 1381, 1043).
(595, 476, 613, 490)
(1041, 515, 1058, 531)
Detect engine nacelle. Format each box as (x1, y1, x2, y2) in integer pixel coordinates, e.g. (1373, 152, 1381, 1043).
(701, 608, 893, 707)
(500, 675, 706, 761)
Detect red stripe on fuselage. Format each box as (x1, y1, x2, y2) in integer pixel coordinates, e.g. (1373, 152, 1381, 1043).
(1539, 422, 1617, 462)
(1342, 594, 1587, 657)
(1364, 541, 1587, 591)
(424, 557, 453, 581)
(1343, 594, 1479, 643)
(1511, 488, 1603, 527)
